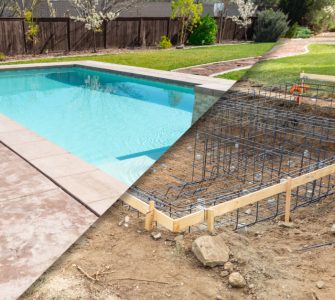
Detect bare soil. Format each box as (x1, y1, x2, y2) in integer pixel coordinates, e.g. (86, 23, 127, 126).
(21, 196, 335, 300)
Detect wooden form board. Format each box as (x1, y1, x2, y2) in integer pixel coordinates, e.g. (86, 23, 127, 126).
(121, 163, 335, 232)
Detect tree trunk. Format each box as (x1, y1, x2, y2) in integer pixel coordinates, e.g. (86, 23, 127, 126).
(244, 27, 248, 41)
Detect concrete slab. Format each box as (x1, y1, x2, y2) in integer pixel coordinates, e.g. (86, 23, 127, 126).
(0, 144, 98, 300)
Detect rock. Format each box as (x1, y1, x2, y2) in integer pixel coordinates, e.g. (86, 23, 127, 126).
(224, 262, 234, 273)
(248, 284, 255, 289)
(192, 235, 230, 267)
(216, 296, 223, 300)
(331, 224, 335, 235)
(151, 232, 162, 240)
(220, 270, 229, 278)
(228, 272, 246, 288)
(278, 221, 295, 228)
(316, 281, 325, 289)
(124, 215, 130, 223)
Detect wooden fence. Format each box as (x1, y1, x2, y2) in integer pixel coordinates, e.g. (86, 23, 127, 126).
(0, 17, 255, 56)
(120, 163, 335, 233)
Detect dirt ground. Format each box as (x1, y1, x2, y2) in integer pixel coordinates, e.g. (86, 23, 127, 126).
(21, 195, 335, 300)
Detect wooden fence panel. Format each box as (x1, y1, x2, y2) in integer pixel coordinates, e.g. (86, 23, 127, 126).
(167, 19, 179, 44)
(142, 19, 168, 46)
(0, 19, 25, 55)
(70, 21, 104, 51)
(34, 19, 68, 54)
(0, 17, 255, 56)
(107, 19, 140, 48)
(222, 18, 236, 40)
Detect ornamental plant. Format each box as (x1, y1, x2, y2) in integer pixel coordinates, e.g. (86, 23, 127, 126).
(159, 35, 173, 49)
(188, 15, 218, 45)
(253, 9, 289, 42)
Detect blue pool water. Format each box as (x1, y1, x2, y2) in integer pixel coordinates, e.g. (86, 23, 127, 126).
(0, 67, 194, 185)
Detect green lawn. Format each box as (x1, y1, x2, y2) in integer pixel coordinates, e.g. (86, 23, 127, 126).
(2, 43, 274, 71)
(216, 68, 249, 81)
(246, 44, 335, 86)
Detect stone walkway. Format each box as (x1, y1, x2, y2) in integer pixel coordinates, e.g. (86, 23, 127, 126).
(0, 143, 98, 300)
(263, 35, 335, 60)
(173, 57, 260, 76)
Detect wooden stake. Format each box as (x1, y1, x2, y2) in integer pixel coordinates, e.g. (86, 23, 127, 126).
(144, 200, 155, 231)
(205, 208, 215, 233)
(285, 177, 292, 223)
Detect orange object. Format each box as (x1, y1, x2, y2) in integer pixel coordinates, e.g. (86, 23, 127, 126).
(290, 84, 310, 104)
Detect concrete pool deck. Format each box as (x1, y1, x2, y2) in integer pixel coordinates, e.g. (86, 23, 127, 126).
(0, 61, 235, 299)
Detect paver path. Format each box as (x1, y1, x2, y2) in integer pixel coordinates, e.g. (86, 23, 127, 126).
(173, 57, 260, 76)
(0, 143, 98, 300)
(263, 35, 335, 60)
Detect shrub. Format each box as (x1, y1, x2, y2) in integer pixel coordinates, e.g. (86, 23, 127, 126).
(286, 23, 312, 38)
(159, 35, 172, 49)
(188, 15, 218, 45)
(0, 52, 5, 61)
(253, 9, 289, 42)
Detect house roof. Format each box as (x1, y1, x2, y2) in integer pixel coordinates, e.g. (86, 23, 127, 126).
(27, 1, 240, 18)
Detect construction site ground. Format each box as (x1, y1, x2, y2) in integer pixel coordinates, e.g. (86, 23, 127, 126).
(22, 195, 335, 300)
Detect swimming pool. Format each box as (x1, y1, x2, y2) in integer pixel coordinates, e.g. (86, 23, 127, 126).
(0, 66, 194, 185)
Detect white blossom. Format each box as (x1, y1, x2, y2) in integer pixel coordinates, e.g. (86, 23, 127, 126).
(230, 0, 257, 39)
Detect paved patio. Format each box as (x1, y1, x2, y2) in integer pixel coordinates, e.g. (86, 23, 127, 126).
(0, 143, 98, 300)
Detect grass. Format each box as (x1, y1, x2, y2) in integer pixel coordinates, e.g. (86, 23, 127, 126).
(216, 68, 249, 81)
(247, 44, 335, 86)
(2, 43, 274, 71)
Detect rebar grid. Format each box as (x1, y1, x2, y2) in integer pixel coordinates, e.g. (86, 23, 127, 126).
(131, 86, 335, 227)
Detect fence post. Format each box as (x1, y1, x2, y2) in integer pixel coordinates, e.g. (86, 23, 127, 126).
(103, 20, 107, 49)
(67, 18, 71, 52)
(205, 208, 215, 233)
(22, 19, 27, 54)
(284, 177, 292, 223)
(144, 200, 155, 231)
(166, 18, 170, 38)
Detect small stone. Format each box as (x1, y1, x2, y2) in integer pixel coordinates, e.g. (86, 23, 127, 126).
(245, 209, 252, 215)
(249, 284, 255, 289)
(228, 272, 246, 288)
(216, 296, 223, 300)
(124, 215, 130, 223)
(224, 262, 234, 273)
(151, 232, 162, 240)
(220, 270, 229, 278)
(118, 220, 124, 226)
(316, 281, 325, 289)
(331, 224, 335, 235)
(278, 221, 295, 228)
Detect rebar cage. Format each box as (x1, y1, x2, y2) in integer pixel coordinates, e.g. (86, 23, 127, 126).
(130, 83, 335, 229)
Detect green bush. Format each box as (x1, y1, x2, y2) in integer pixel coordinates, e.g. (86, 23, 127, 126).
(286, 23, 312, 38)
(159, 35, 172, 49)
(188, 15, 218, 45)
(253, 9, 289, 42)
(0, 52, 5, 61)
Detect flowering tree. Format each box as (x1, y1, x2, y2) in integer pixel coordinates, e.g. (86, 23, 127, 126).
(231, 0, 257, 40)
(171, 0, 203, 47)
(70, 0, 147, 52)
